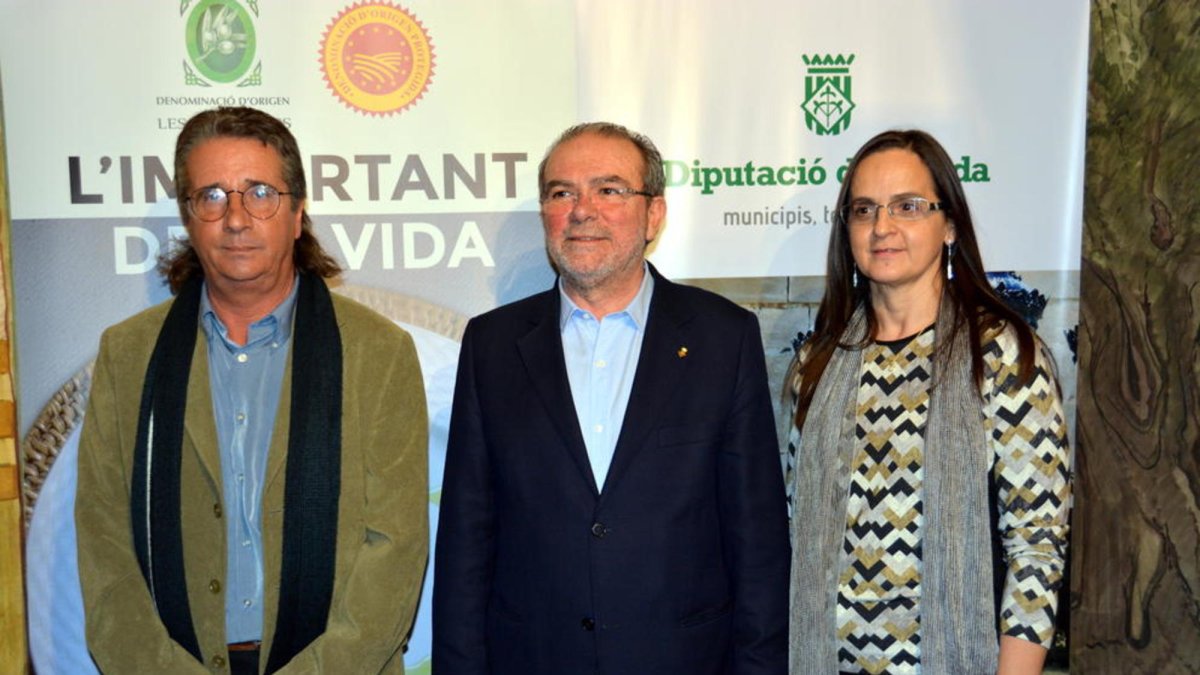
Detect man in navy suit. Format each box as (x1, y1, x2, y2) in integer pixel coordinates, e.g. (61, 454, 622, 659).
(433, 122, 789, 674)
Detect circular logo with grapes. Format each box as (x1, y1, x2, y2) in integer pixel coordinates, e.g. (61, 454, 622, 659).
(184, 0, 257, 84)
(320, 2, 435, 116)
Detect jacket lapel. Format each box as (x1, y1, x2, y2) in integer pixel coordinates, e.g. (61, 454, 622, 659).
(601, 270, 692, 497)
(265, 304, 312, 492)
(183, 331, 222, 486)
(516, 291, 600, 497)
(263, 364, 293, 492)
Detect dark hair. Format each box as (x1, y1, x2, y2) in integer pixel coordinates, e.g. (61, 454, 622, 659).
(537, 121, 666, 198)
(159, 106, 340, 293)
(790, 129, 1036, 429)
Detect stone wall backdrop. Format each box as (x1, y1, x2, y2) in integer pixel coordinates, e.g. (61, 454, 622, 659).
(1073, 1, 1200, 673)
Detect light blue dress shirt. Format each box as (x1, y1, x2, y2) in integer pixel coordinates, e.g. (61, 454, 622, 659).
(199, 280, 297, 644)
(559, 265, 654, 491)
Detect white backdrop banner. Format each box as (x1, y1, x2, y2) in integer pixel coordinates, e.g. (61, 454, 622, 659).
(0, 1, 1088, 673)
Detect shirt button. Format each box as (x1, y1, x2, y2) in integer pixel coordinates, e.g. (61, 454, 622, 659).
(236, 472, 245, 483)
(242, 539, 251, 548)
(593, 424, 603, 433)
(236, 353, 248, 363)
(213, 503, 222, 518)
(590, 522, 609, 538)
(581, 617, 595, 631)
(595, 359, 606, 368)
(211, 654, 226, 669)
(243, 598, 252, 608)
(235, 413, 246, 423)
(209, 579, 221, 594)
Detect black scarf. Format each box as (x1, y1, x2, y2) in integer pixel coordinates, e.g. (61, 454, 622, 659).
(130, 272, 342, 672)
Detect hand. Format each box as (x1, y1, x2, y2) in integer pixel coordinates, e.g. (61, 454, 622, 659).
(997, 635, 1048, 675)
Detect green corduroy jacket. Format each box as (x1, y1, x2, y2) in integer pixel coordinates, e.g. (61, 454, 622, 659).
(76, 289, 429, 674)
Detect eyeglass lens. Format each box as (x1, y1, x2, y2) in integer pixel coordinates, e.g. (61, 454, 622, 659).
(543, 187, 646, 211)
(190, 185, 281, 221)
(843, 197, 936, 223)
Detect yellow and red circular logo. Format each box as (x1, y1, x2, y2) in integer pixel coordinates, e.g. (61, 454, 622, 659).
(320, 2, 435, 116)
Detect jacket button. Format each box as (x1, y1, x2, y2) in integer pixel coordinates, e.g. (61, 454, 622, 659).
(211, 654, 226, 668)
(209, 579, 221, 594)
(590, 522, 609, 538)
(213, 503, 222, 518)
(581, 617, 595, 631)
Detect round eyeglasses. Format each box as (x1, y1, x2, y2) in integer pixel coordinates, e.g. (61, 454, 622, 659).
(540, 185, 654, 213)
(184, 183, 294, 222)
(841, 197, 943, 225)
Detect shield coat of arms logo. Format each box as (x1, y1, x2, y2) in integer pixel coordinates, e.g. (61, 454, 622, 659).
(801, 54, 855, 136)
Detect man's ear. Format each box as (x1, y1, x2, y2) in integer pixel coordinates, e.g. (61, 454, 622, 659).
(646, 196, 666, 243)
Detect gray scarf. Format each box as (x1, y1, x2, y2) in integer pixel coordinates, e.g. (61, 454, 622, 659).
(788, 302, 997, 673)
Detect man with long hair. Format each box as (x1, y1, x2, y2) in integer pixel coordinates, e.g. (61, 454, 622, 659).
(76, 107, 428, 674)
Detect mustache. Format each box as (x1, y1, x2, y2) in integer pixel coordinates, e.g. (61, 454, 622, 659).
(561, 225, 610, 239)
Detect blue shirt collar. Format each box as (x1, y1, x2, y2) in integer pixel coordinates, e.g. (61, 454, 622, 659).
(558, 262, 655, 331)
(200, 276, 300, 351)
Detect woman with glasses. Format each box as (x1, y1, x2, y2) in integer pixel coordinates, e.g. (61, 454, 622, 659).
(785, 129, 1071, 674)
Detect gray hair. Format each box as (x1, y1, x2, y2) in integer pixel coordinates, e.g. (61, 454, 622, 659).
(537, 122, 665, 198)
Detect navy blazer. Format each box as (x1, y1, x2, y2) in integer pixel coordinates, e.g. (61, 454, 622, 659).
(433, 266, 789, 674)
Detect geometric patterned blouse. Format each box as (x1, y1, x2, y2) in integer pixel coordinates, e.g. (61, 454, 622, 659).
(787, 325, 1071, 675)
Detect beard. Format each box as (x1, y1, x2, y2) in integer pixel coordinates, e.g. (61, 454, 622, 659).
(547, 234, 647, 293)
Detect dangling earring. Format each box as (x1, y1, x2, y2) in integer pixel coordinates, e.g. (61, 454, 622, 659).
(946, 242, 956, 280)
(852, 267, 859, 287)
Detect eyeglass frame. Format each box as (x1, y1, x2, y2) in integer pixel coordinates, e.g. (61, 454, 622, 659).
(840, 196, 944, 225)
(183, 183, 296, 222)
(539, 184, 656, 211)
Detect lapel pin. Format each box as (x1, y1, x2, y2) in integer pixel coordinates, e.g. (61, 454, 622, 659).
(677, 346, 688, 358)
